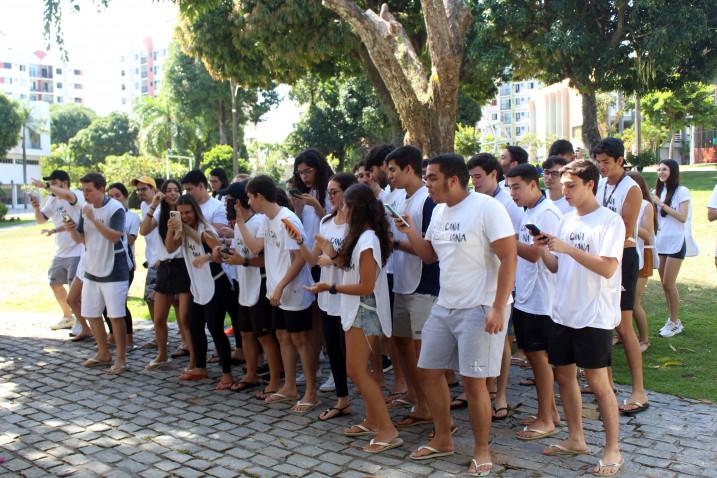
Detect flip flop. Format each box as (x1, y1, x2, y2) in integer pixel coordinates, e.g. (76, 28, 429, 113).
(387, 398, 414, 409)
(492, 406, 510, 421)
(519, 377, 536, 386)
(70, 333, 92, 343)
(410, 445, 455, 461)
(170, 348, 190, 358)
(384, 392, 407, 403)
(468, 459, 493, 477)
(429, 425, 458, 439)
(265, 392, 298, 403)
(230, 381, 261, 392)
(291, 400, 320, 414)
(544, 443, 591, 456)
(450, 397, 468, 410)
(83, 358, 113, 368)
(619, 401, 649, 416)
(363, 437, 403, 454)
(178, 370, 208, 381)
(216, 380, 235, 391)
(519, 415, 563, 427)
(145, 360, 169, 370)
(396, 415, 432, 428)
(592, 458, 624, 477)
(319, 405, 352, 421)
(107, 364, 126, 375)
(516, 426, 559, 441)
(344, 423, 377, 437)
(254, 388, 278, 400)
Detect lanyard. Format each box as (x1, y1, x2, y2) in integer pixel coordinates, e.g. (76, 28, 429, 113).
(492, 185, 501, 198)
(530, 194, 546, 209)
(602, 173, 626, 208)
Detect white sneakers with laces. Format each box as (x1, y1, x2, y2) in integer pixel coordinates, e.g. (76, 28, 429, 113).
(51, 316, 75, 330)
(320, 373, 336, 393)
(659, 318, 683, 337)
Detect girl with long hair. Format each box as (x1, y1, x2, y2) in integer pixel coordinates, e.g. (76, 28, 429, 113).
(306, 184, 399, 453)
(626, 171, 657, 351)
(289, 173, 357, 421)
(209, 167, 230, 200)
(291, 149, 334, 251)
(139, 180, 194, 371)
(652, 160, 696, 337)
(166, 194, 236, 389)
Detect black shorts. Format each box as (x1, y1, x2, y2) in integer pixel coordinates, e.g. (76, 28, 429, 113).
(547, 322, 612, 369)
(155, 258, 190, 295)
(620, 247, 639, 311)
(237, 280, 272, 337)
(271, 305, 312, 333)
(512, 308, 551, 353)
(659, 240, 686, 260)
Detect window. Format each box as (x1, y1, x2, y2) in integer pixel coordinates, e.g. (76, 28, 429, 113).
(56, 82, 63, 89)
(27, 129, 41, 149)
(19, 65, 25, 72)
(121, 84, 126, 91)
(491, 113, 498, 121)
(515, 83, 522, 93)
(74, 97, 82, 103)
(56, 67, 62, 74)
(499, 84, 511, 96)
(516, 126, 528, 137)
(73, 69, 81, 75)
(19, 94, 26, 99)
(515, 111, 528, 122)
(500, 98, 511, 110)
(2, 62, 10, 69)
(152, 51, 158, 60)
(73, 83, 81, 89)
(57, 96, 63, 103)
(501, 111, 512, 124)
(121, 70, 125, 77)
(122, 98, 127, 105)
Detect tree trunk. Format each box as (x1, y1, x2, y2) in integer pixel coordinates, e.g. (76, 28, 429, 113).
(22, 124, 27, 209)
(358, 49, 404, 147)
(335, 149, 347, 172)
(668, 133, 675, 160)
(580, 89, 601, 154)
(322, 0, 471, 157)
(218, 99, 228, 145)
(230, 80, 239, 177)
(633, 92, 641, 155)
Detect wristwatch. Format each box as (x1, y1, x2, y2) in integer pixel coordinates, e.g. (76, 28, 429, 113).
(243, 257, 249, 267)
(329, 284, 338, 295)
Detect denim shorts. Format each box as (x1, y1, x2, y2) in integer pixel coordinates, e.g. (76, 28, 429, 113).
(352, 295, 383, 337)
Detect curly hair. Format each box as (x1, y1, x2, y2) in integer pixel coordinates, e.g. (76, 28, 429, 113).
(337, 184, 392, 269)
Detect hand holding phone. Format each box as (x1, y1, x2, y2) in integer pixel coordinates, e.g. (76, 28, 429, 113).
(288, 188, 304, 198)
(169, 210, 182, 239)
(525, 224, 541, 236)
(384, 203, 410, 228)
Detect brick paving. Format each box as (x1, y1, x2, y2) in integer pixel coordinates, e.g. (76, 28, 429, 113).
(1, 311, 716, 477)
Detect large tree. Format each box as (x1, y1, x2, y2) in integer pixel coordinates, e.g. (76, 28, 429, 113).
(69, 112, 138, 167)
(50, 103, 96, 145)
(0, 94, 22, 157)
(481, 0, 717, 152)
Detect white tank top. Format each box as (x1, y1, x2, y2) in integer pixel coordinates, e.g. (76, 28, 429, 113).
(182, 223, 220, 305)
(83, 197, 124, 278)
(234, 214, 264, 307)
(392, 186, 429, 294)
(596, 175, 640, 244)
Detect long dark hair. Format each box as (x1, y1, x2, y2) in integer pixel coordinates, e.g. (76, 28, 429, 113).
(627, 171, 658, 232)
(209, 167, 229, 198)
(292, 148, 333, 208)
(337, 184, 392, 269)
(655, 159, 680, 218)
(321, 172, 358, 224)
(158, 179, 181, 242)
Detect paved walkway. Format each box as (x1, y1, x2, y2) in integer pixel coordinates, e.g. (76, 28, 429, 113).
(1, 312, 716, 477)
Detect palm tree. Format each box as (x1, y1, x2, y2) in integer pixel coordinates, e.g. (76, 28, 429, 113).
(15, 101, 47, 208)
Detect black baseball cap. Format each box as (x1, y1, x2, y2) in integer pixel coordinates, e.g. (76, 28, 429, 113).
(219, 181, 249, 209)
(43, 170, 70, 182)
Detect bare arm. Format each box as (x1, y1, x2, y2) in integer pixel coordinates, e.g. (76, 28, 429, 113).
(308, 249, 378, 296)
(484, 235, 517, 333)
(621, 186, 642, 246)
(540, 233, 619, 279)
(708, 207, 717, 222)
(395, 214, 438, 264)
(516, 238, 543, 263)
(30, 195, 47, 224)
(236, 220, 264, 255)
(637, 206, 655, 242)
(662, 201, 689, 223)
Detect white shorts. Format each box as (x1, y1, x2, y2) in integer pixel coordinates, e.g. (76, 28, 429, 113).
(81, 280, 129, 319)
(418, 304, 509, 378)
(392, 293, 437, 340)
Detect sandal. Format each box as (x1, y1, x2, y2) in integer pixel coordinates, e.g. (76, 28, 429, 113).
(492, 406, 509, 421)
(428, 425, 458, 439)
(516, 426, 559, 441)
(396, 415, 432, 428)
(619, 400, 649, 416)
(519, 377, 536, 386)
(450, 396, 468, 410)
(468, 459, 493, 477)
(145, 360, 169, 370)
(319, 405, 352, 421)
(178, 370, 208, 381)
(639, 341, 650, 353)
(216, 379, 235, 391)
(384, 392, 406, 403)
(230, 381, 261, 392)
(410, 445, 455, 461)
(543, 443, 591, 456)
(363, 437, 403, 454)
(291, 400, 320, 414)
(592, 458, 624, 477)
(387, 398, 414, 409)
(344, 423, 377, 437)
(254, 388, 278, 400)
(170, 348, 190, 358)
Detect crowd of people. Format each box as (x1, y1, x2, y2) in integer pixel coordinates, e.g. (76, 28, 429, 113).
(30, 137, 703, 477)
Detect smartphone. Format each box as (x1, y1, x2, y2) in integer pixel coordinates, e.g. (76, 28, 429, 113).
(525, 224, 541, 236)
(281, 217, 302, 240)
(384, 203, 410, 228)
(61, 212, 72, 223)
(169, 211, 180, 220)
(221, 245, 233, 255)
(288, 188, 303, 198)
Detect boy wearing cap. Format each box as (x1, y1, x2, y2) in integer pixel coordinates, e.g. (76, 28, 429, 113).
(30, 170, 85, 332)
(133, 176, 161, 325)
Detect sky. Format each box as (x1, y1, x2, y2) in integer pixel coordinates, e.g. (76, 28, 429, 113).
(0, 0, 300, 143)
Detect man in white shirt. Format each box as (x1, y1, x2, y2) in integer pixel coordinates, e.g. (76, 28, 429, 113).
(537, 159, 625, 477)
(465, 152, 522, 419)
(181, 170, 228, 229)
(594, 137, 649, 416)
(398, 154, 516, 476)
(706, 184, 717, 269)
(541, 156, 574, 215)
(30, 170, 84, 331)
(68, 173, 129, 375)
(241, 175, 318, 413)
(132, 176, 161, 324)
(548, 139, 576, 162)
(385, 145, 441, 428)
(498, 145, 528, 190)
(505, 164, 562, 440)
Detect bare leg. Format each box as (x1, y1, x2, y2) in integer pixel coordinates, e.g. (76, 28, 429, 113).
(258, 334, 282, 392)
(633, 277, 649, 344)
(393, 336, 429, 416)
(291, 331, 317, 408)
(411, 368, 452, 458)
(464, 377, 493, 469)
(270, 329, 298, 400)
(386, 338, 406, 394)
(239, 331, 259, 382)
(50, 283, 73, 318)
(177, 293, 195, 369)
(108, 317, 127, 373)
(67, 279, 91, 336)
(661, 257, 683, 325)
(517, 350, 557, 438)
(616, 310, 648, 408)
(85, 318, 112, 364)
(151, 292, 172, 365)
(492, 335, 511, 419)
(585, 368, 622, 471)
(545, 364, 587, 455)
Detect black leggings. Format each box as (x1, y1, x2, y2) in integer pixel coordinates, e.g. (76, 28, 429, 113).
(189, 275, 233, 373)
(104, 269, 133, 335)
(321, 311, 348, 398)
(227, 280, 242, 349)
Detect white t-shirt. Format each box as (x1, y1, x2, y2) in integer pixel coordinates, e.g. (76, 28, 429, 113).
(707, 184, 717, 256)
(380, 187, 406, 275)
(318, 216, 347, 316)
(153, 206, 182, 261)
(41, 189, 84, 258)
(551, 196, 574, 215)
(233, 214, 264, 307)
(182, 222, 218, 306)
(124, 209, 141, 270)
(493, 187, 524, 234)
(551, 206, 625, 330)
(655, 186, 691, 255)
(257, 207, 314, 311)
(515, 198, 562, 316)
(392, 186, 430, 294)
(140, 201, 161, 266)
(596, 175, 639, 243)
(339, 229, 392, 336)
(200, 196, 228, 226)
(300, 190, 332, 250)
(426, 192, 515, 309)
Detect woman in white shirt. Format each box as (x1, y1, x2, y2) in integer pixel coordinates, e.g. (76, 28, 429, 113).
(627, 171, 657, 352)
(290, 149, 334, 256)
(307, 184, 399, 454)
(652, 160, 690, 338)
(139, 180, 194, 370)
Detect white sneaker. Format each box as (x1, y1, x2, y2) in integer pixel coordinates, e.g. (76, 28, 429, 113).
(296, 372, 306, 385)
(69, 318, 82, 337)
(658, 317, 672, 333)
(320, 374, 336, 393)
(51, 316, 74, 330)
(659, 320, 683, 337)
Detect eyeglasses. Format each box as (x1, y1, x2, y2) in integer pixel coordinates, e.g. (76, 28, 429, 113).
(136, 187, 149, 192)
(297, 168, 314, 177)
(543, 171, 561, 178)
(327, 189, 341, 197)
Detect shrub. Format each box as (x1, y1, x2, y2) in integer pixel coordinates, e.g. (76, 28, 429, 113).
(0, 203, 7, 221)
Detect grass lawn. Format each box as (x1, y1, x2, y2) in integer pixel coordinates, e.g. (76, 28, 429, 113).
(1, 168, 717, 401)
